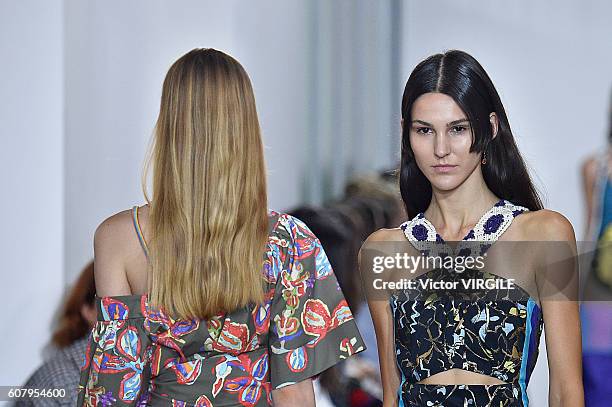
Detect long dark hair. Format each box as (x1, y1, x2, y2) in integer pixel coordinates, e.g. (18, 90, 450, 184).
(399, 50, 543, 218)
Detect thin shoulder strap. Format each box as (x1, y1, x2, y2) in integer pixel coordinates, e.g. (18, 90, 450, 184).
(131, 205, 150, 259)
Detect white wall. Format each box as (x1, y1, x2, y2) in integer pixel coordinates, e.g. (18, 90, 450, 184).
(402, 1, 612, 404)
(0, 0, 65, 387)
(303, 0, 401, 204)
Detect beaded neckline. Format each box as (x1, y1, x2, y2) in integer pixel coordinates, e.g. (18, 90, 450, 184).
(418, 198, 505, 243)
(399, 199, 529, 257)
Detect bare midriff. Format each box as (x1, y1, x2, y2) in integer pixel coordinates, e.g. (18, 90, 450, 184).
(416, 369, 507, 385)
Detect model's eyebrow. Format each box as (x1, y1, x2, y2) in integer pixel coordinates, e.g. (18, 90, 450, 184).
(448, 118, 470, 126)
(411, 118, 470, 127)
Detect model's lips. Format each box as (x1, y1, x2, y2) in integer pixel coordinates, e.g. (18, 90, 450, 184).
(431, 164, 457, 173)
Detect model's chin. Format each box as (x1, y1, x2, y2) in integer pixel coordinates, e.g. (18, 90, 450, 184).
(428, 175, 463, 191)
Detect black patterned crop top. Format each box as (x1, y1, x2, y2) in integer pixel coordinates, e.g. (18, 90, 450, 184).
(392, 199, 544, 406)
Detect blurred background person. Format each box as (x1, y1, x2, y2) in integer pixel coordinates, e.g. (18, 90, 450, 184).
(580, 88, 612, 406)
(287, 173, 403, 405)
(15, 261, 95, 406)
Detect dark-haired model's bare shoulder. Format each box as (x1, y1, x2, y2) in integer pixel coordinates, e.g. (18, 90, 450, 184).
(364, 227, 406, 243)
(511, 208, 576, 243)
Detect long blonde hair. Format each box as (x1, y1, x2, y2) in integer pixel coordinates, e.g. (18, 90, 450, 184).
(141, 48, 268, 320)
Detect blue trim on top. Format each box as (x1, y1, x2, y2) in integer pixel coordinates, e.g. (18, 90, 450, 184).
(131, 206, 150, 259)
(518, 297, 535, 406)
(389, 296, 406, 407)
(398, 369, 406, 407)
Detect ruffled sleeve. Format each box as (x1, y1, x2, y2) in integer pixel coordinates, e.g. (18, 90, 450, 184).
(77, 295, 152, 406)
(268, 215, 366, 389)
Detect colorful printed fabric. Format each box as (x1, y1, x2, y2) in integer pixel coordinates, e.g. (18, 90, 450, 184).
(76, 211, 366, 406)
(395, 199, 543, 406)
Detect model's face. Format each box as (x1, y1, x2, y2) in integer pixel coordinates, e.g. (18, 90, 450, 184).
(408, 92, 482, 191)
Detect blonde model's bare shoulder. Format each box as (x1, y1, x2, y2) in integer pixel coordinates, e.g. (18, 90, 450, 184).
(94, 208, 135, 248)
(93, 208, 141, 296)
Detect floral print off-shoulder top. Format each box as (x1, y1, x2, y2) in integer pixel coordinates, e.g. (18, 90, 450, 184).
(77, 210, 366, 406)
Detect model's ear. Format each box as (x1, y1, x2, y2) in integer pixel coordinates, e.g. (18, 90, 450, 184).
(489, 112, 499, 139)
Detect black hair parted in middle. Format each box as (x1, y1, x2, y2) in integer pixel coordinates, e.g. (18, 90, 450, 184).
(399, 49, 543, 218)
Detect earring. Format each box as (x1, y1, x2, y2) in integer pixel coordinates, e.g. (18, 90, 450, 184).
(481, 151, 487, 165)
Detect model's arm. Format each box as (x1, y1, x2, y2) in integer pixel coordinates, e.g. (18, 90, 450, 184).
(366, 298, 400, 407)
(77, 212, 152, 406)
(93, 211, 134, 296)
(534, 210, 584, 406)
(271, 379, 315, 406)
(359, 230, 401, 407)
(581, 156, 598, 240)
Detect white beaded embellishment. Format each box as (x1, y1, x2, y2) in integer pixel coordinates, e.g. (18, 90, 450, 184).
(399, 199, 529, 257)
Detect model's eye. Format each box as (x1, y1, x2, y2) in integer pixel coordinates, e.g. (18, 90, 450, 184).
(450, 125, 467, 134)
(415, 127, 433, 135)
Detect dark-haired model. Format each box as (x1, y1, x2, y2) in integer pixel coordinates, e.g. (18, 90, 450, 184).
(362, 50, 583, 406)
